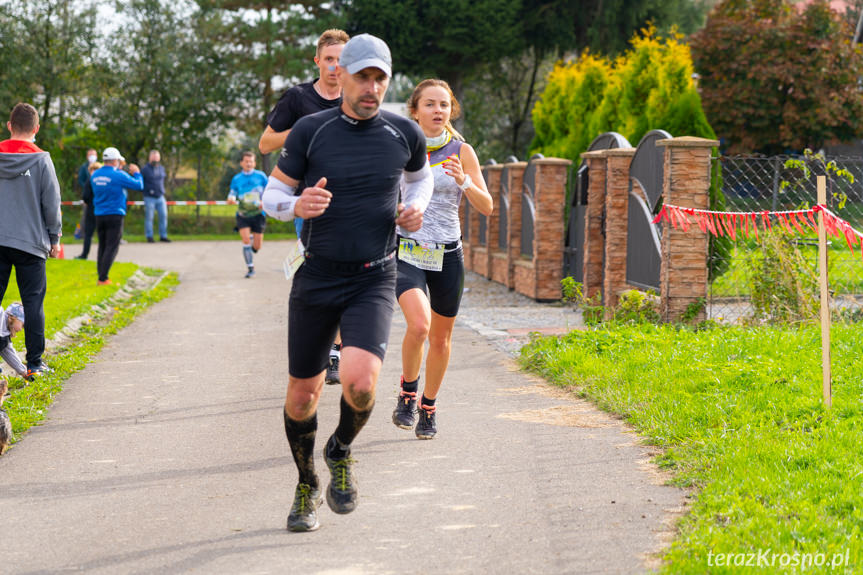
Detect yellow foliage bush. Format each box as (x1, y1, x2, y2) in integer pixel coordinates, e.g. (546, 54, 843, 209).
(531, 27, 715, 162)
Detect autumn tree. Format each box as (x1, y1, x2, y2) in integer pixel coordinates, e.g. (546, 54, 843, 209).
(690, 0, 863, 154)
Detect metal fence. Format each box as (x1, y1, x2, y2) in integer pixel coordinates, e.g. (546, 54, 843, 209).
(709, 155, 863, 323)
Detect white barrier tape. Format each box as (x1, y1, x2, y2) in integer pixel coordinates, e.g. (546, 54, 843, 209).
(61, 200, 231, 206)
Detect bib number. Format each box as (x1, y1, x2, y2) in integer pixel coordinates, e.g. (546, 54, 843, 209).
(239, 190, 263, 216)
(283, 239, 305, 280)
(398, 237, 444, 271)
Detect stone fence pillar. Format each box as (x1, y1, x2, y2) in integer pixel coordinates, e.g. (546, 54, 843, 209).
(602, 148, 637, 316)
(580, 151, 608, 301)
(656, 137, 718, 322)
(502, 161, 527, 288)
(532, 158, 571, 300)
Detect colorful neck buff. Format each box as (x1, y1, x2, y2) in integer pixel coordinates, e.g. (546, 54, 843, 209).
(426, 131, 451, 151)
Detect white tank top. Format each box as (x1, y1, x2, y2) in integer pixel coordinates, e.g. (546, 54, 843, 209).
(398, 134, 463, 244)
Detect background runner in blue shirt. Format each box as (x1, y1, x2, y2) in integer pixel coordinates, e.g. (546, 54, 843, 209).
(227, 151, 268, 278)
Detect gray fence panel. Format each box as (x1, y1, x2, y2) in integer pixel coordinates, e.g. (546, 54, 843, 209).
(626, 130, 670, 291)
(564, 132, 631, 281)
(499, 163, 511, 252)
(520, 154, 543, 258)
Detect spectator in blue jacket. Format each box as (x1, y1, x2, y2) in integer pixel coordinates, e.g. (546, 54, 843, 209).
(90, 147, 143, 285)
(141, 149, 170, 243)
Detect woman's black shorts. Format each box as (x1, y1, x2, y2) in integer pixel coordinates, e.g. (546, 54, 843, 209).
(396, 246, 464, 318)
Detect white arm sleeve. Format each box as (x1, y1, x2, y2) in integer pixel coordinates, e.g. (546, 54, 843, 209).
(403, 161, 433, 212)
(262, 176, 298, 221)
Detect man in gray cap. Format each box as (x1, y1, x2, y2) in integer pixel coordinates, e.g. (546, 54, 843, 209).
(262, 33, 434, 532)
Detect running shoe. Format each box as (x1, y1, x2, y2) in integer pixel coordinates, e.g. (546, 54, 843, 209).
(325, 355, 340, 385)
(97, 279, 112, 286)
(392, 389, 417, 429)
(324, 446, 358, 514)
(415, 405, 437, 439)
(245, 269, 255, 278)
(25, 362, 52, 382)
(287, 482, 323, 532)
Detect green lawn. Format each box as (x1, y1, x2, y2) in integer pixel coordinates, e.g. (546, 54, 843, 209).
(2, 258, 178, 445)
(519, 323, 861, 574)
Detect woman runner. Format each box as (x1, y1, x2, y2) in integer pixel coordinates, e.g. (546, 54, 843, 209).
(392, 79, 493, 439)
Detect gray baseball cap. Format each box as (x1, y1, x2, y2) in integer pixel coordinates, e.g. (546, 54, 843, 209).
(339, 34, 392, 77)
(6, 302, 24, 324)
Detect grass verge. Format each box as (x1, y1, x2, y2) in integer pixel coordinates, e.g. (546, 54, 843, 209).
(519, 322, 861, 573)
(2, 260, 179, 445)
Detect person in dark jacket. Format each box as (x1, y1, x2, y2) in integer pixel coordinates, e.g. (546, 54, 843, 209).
(75, 161, 101, 260)
(0, 103, 62, 379)
(90, 147, 143, 285)
(141, 149, 170, 242)
(74, 148, 97, 240)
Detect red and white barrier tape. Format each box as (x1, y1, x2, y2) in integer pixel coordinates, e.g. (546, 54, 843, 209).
(653, 203, 863, 260)
(61, 200, 230, 206)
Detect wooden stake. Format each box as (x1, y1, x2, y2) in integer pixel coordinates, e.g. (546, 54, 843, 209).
(817, 176, 832, 408)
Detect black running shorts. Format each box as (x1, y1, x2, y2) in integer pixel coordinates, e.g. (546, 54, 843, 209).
(288, 257, 397, 378)
(236, 213, 267, 234)
(396, 247, 465, 318)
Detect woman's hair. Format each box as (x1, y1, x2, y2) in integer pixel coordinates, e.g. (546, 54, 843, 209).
(88, 162, 102, 174)
(407, 79, 464, 141)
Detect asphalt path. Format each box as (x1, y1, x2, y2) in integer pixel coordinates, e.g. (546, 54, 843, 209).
(0, 241, 684, 574)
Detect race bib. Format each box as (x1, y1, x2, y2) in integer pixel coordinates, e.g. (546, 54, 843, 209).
(239, 189, 263, 216)
(398, 237, 444, 271)
(283, 239, 305, 280)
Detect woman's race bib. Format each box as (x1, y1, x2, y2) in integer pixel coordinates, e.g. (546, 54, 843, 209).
(398, 237, 444, 271)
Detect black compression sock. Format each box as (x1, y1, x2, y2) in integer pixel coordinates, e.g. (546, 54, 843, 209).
(421, 395, 436, 409)
(283, 411, 318, 488)
(401, 377, 419, 394)
(330, 395, 374, 458)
